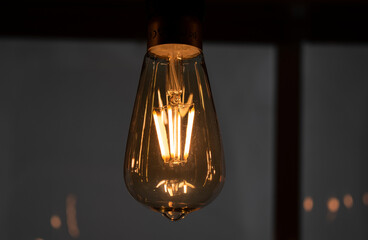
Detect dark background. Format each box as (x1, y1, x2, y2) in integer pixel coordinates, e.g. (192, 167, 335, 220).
(1, 1, 367, 240)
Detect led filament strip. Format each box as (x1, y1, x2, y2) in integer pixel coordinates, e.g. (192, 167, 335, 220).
(153, 105, 195, 163)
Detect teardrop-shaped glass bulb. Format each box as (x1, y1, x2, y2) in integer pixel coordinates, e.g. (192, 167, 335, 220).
(124, 44, 225, 221)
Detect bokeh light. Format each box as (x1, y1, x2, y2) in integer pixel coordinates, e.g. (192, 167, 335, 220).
(327, 197, 339, 213)
(303, 196, 313, 212)
(343, 194, 353, 209)
(50, 214, 62, 229)
(66, 194, 80, 238)
(363, 192, 368, 206)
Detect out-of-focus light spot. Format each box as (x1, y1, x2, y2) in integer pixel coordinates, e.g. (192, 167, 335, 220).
(66, 194, 80, 238)
(50, 214, 62, 229)
(35, 238, 44, 240)
(363, 192, 368, 206)
(343, 194, 353, 209)
(303, 196, 313, 212)
(327, 197, 340, 213)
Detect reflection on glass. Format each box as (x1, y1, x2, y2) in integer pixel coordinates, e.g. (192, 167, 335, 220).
(124, 44, 225, 221)
(66, 194, 80, 238)
(156, 179, 195, 196)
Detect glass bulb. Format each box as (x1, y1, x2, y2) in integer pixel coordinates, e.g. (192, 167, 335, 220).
(124, 44, 225, 221)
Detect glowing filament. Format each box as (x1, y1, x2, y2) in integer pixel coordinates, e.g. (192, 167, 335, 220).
(168, 187, 173, 196)
(177, 114, 181, 158)
(153, 92, 195, 162)
(168, 107, 174, 158)
(184, 108, 195, 160)
(173, 109, 177, 158)
(153, 112, 170, 161)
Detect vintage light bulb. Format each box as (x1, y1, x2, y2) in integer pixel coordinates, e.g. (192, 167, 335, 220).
(124, 3, 224, 221)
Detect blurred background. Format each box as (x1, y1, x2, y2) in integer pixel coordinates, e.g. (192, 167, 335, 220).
(0, 1, 367, 240)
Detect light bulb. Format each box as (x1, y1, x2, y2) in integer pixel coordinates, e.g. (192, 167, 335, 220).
(124, 43, 225, 221)
(124, 2, 224, 221)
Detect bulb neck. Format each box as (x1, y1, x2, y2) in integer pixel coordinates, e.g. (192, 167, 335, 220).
(145, 0, 204, 50)
(147, 15, 202, 50)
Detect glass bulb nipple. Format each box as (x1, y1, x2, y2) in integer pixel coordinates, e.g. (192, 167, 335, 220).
(162, 211, 186, 222)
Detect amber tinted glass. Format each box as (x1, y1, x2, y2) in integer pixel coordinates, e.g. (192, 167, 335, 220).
(124, 44, 225, 221)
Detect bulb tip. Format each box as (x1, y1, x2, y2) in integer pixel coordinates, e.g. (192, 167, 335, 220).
(162, 211, 186, 221)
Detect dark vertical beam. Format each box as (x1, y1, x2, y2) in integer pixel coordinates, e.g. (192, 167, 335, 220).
(274, 3, 304, 239)
(275, 43, 301, 240)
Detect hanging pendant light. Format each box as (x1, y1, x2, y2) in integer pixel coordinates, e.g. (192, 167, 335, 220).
(124, 0, 225, 221)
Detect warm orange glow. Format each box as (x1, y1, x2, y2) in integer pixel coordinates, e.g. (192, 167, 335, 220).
(35, 238, 44, 240)
(327, 197, 340, 213)
(153, 111, 170, 161)
(363, 192, 368, 206)
(168, 107, 181, 159)
(168, 186, 173, 196)
(173, 109, 177, 158)
(154, 106, 187, 162)
(149, 44, 201, 59)
(124, 43, 225, 221)
(184, 108, 195, 160)
(168, 107, 174, 158)
(177, 114, 181, 158)
(156, 180, 195, 196)
(343, 194, 353, 209)
(303, 196, 313, 212)
(66, 194, 80, 238)
(153, 95, 195, 163)
(50, 214, 62, 229)
(186, 182, 195, 188)
(156, 180, 166, 188)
